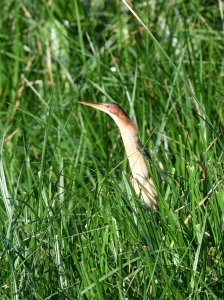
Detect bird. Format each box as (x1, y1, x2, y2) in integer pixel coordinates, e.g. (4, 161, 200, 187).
(80, 101, 157, 209)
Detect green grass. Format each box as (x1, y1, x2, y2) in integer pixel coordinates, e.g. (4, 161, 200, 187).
(0, 1, 224, 299)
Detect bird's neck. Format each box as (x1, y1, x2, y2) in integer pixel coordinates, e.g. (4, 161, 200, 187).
(119, 128, 149, 183)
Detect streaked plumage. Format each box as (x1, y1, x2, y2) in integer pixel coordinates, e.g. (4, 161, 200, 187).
(80, 102, 157, 209)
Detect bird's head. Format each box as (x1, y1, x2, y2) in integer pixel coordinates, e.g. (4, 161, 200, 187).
(80, 102, 131, 127)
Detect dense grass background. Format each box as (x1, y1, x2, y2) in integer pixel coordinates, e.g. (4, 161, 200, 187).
(0, 0, 224, 299)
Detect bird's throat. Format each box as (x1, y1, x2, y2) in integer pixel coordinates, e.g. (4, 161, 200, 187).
(120, 130, 149, 183)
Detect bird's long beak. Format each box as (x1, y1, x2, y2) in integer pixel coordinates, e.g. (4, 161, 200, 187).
(80, 101, 105, 111)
